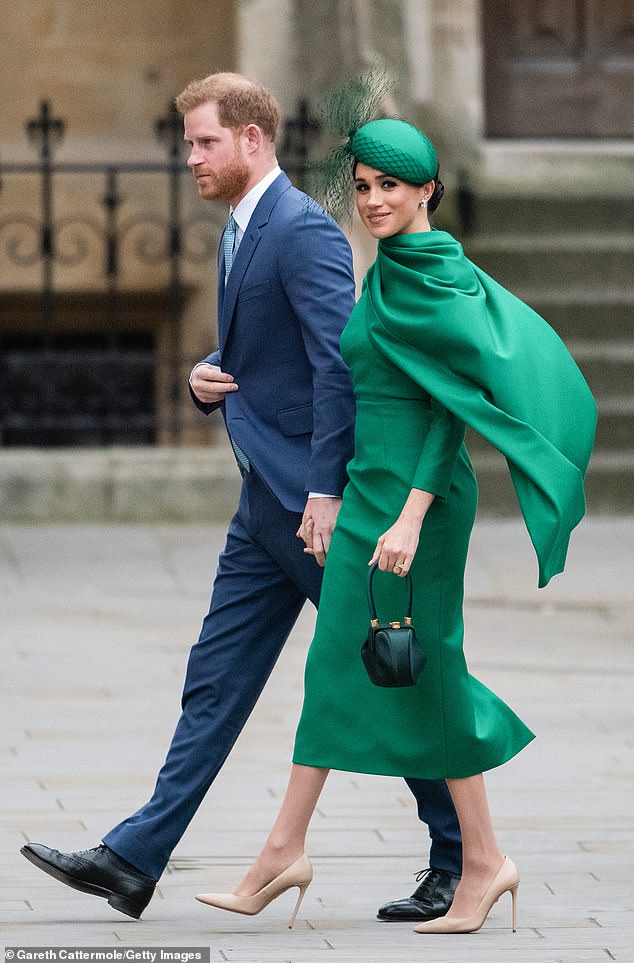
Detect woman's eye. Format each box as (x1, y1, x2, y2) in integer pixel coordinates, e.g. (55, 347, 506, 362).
(355, 184, 368, 192)
(382, 180, 397, 189)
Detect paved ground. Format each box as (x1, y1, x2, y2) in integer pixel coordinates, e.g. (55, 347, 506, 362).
(1, 517, 633, 962)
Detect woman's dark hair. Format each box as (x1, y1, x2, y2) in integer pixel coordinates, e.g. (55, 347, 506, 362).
(428, 170, 444, 214)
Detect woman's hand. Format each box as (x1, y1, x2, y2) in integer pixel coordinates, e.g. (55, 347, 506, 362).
(369, 488, 435, 577)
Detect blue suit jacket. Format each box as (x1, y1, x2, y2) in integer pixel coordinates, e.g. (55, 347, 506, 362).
(193, 172, 356, 512)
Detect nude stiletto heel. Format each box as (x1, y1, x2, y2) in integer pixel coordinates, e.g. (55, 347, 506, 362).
(287, 879, 311, 929)
(414, 856, 520, 934)
(195, 854, 313, 929)
(510, 879, 519, 933)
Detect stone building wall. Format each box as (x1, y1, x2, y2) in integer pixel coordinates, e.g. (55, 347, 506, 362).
(1, 1, 236, 160)
(0, 0, 237, 444)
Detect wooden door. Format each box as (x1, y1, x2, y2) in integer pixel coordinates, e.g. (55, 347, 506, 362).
(482, 0, 634, 137)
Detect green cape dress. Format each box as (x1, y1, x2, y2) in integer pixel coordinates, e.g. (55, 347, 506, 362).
(293, 229, 596, 779)
(368, 230, 597, 588)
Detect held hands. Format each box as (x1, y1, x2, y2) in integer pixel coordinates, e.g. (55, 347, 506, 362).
(297, 497, 343, 567)
(369, 488, 436, 577)
(190, 364, 239, 405)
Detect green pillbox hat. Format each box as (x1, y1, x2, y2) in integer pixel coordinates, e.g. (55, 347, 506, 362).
(350, 118, 438, 185)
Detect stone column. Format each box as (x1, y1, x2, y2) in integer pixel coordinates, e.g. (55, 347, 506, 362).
(239, 0, 297, 115)
(424, 0, 483, 179)
(288, 0, 411, 103)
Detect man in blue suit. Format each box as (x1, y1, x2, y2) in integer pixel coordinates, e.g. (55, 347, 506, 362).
(21, 73, 461, 923)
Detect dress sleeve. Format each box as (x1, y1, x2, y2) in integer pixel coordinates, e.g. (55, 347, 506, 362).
(366, 244, 596, 586)
(411, 396, 466, 499)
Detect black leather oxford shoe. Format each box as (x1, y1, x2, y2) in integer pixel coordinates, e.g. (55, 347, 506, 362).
(377, 867, 461, 922)
(21, 843, 156, 919)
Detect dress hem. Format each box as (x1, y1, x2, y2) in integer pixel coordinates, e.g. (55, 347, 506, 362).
(292, 732, 535, 782)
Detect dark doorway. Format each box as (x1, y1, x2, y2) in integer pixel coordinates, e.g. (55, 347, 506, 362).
(482, 0, 634, 138)
(0, 331, 155, 446)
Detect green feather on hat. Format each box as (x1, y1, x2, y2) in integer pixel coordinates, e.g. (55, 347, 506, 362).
(308, 64, 438, 221)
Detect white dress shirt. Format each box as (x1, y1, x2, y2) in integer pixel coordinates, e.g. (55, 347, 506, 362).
(230, 165, 282, 253)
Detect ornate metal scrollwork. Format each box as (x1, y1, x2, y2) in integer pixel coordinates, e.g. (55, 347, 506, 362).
(0, 99, 318, 446)
(0, 215, 42, 267)
(52, 215, 106, 268)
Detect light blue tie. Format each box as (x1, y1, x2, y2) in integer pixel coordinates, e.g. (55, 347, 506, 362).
(230, 435, 250, 476)
(223, 214, 237, 278)
(222, 214, 250, 474)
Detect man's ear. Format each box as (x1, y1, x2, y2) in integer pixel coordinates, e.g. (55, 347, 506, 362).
(243, 123, 263, 155)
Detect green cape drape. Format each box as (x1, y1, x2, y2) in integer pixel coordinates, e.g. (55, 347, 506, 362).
(366, 230, 597, 587)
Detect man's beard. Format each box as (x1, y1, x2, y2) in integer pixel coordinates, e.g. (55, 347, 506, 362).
(196, 154, 250, 203)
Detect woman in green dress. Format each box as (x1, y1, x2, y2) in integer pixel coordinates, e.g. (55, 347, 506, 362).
(196, 119, 597, 935)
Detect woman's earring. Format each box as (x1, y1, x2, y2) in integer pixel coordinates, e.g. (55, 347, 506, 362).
(419, 199, 428, 208)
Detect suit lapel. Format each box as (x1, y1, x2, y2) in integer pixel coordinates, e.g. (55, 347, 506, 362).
(219, 223, 262, 347)
(218, 172, 292, 349)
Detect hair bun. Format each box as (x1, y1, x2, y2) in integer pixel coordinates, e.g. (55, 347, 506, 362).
(428, 176, 444, 214)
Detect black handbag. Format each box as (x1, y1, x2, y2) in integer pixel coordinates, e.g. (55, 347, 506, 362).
(361, 562, 427, 687)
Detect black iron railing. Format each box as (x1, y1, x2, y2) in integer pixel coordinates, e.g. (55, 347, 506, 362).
(0, 100, 317, 446)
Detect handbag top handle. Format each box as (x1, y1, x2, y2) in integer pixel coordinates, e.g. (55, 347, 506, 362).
(366, 561, 414, 627)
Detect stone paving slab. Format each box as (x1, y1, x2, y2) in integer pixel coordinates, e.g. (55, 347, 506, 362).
(1, 519, 633, 962)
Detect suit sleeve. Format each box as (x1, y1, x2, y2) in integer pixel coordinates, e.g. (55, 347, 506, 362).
(411, 396, 466, 499)
(278, 205, 356, 497)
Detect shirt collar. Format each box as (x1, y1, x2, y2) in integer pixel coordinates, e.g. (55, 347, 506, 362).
(231, 165, 282, 235)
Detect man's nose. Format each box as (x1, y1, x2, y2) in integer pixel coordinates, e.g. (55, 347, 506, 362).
(186, 146, 199, 167)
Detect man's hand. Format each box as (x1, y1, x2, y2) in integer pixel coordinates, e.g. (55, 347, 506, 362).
(297, 496, 342, 567)
(190, 363, 239, 405)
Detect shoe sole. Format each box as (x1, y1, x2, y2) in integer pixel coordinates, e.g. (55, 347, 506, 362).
(20, 847, 144, 919)
(377, 911, 449, 922)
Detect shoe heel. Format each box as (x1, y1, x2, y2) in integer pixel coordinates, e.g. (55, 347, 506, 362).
(107, 893, 144, 919)
(510, 882, 519, 933)
(287, 882, 310, 929)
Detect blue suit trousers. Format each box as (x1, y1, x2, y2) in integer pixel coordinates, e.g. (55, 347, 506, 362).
(104, 471, 462, 879)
